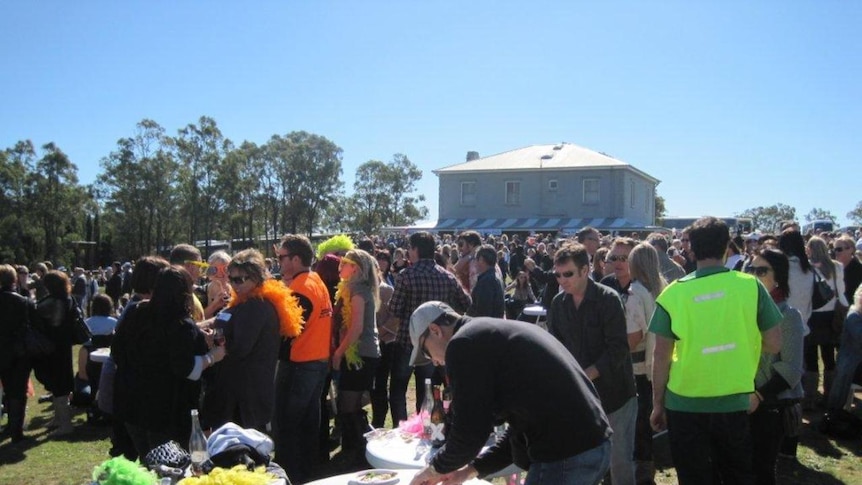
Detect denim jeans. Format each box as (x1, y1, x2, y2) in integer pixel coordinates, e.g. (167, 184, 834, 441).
(667, 409, 754, 485)
(389, 344, 439, 425)
(273, 359, 329, 484)
(525, 439, 611, 485)
(606, 396, 637, 485)
(827, 313, 862, 410)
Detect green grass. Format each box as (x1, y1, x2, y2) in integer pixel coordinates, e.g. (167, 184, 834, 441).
(2, 353, 861, 485)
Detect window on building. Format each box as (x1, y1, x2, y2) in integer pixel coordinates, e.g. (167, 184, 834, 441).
(630, 181, 636, 208)
(583, 178, 600, 204)
(461, 181, 476, 206)
(505, 181, 521, 205)
(548, 179, 558, 191)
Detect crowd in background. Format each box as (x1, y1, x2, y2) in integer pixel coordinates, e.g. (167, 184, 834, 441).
(1, 221, 861, 484)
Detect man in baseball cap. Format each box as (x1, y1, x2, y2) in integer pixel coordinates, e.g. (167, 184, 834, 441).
(407, 301, 612, 485)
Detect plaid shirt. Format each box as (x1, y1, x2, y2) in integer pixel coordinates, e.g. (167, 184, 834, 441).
(389, 258, 472, 347)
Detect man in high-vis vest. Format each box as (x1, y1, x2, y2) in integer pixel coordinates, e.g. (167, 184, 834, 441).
(649, 217, 782, 484)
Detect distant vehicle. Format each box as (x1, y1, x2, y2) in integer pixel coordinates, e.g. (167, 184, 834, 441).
(801, 220, 835, 235)
(660, 216, 753, 235)
(837, 226, 860, 236)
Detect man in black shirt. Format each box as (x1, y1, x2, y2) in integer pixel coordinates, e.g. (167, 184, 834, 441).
(407, 301, 611, 485)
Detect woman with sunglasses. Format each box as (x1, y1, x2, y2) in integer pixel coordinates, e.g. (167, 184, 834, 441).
(331, 249, 381, 469)
(745, 249, 804, 485)
(201, 249, 303, 433)
(806, 237, 849, 402)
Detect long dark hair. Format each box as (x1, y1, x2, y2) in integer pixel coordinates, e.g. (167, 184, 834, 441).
(778, 229, 812, 273)
(150, 266, 194, 323)
(757, 248, 791, 297)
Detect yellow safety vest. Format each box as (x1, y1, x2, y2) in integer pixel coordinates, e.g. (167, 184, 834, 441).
(658, 271, 761, 398)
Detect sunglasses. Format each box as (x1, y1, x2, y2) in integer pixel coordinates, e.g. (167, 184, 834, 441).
(553, 270, 576, 279)
(681, 238, 690, 243)
(277, 253, 294, 261)
(607, 255, 629, 263)
(834, 247, 850, 253)
(744, 266, 771, 277)
(228, 275, 251, 285)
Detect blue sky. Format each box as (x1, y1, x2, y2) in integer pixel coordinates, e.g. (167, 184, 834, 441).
(2, 2, 860, 228)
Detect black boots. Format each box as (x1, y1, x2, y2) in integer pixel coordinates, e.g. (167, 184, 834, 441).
(6, 398, 27, 443)
(332, 411, 371, 472)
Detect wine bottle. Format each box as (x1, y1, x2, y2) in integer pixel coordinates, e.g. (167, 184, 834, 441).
(430, 386, 447, 447)
(189, 409, 209, 475)
(420, 378, 434, 440)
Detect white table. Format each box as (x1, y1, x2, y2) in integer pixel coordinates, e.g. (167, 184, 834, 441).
(305, 469, 492, 485)
(521, 304, 547, 329)
(365, 430, 522, 480)
(90, 347, 111, 363)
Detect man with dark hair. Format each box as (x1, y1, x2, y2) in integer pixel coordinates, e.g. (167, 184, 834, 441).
(576, 227, 602, 259)
(169, 244, 206, 320)
(454, 230, 484, 291)
(600, 237, 637, 296)
(388, 231, 471, 424)
(106, 261, 123, 309)
(273, 234, 332, 483)
(547, 241, 637, 485)
(407, 301, 611, 485)
(646, 233, 686, 283)
(649, 216, 782, 484)
(466, 244, 504, 318)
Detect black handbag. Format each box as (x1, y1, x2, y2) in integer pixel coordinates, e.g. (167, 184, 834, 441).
(68, 300, 92, 345)
(23, 325, 56, 357)
(811, 270, 835, 311)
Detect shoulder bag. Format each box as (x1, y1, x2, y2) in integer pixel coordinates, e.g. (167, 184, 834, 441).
(68, 299, 92, 345)
(811, 270, 835, 311)
(22, 324, 56, 357)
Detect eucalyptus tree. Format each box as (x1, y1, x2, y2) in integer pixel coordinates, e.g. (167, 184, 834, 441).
(0, 141, 38, 262)
(349, 160, 393, 234)
(97, 119, 180, 258)
(173, 116, 233, 250)
(220, 141, 264, 246)
(265, 131, 343, 235)
(382, 153, 427, 227)
(28, 143, 89, 263)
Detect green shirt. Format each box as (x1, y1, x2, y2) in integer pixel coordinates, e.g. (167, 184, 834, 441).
(649, 266, 782, 412)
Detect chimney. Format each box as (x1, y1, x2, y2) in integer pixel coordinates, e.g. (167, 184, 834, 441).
(466, 151, 480, 162)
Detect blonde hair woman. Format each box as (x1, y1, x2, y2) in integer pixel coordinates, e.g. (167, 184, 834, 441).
(204, 250, 232, 318)
(332, 248, 381, 467)
(625, 242, 667, 484)
(805, 236, 849, 402)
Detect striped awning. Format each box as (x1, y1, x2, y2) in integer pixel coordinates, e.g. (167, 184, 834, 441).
(432, 218, 657, 232)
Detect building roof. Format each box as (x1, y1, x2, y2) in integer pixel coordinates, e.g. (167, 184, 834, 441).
(434, 142, 659, 184)
(433, 217, 664, 233)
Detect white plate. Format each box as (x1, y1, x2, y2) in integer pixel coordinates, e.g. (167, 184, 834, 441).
(348, 469, 401, 485)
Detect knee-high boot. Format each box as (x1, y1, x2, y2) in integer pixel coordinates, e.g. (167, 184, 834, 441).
(52, 396, 73, 436)
(7, 398, 27, 443)
(822, 371, 836, 407)
(801, 372, 819, 411)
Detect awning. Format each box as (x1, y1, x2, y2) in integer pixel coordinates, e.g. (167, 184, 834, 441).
(432, 218, 660, 233)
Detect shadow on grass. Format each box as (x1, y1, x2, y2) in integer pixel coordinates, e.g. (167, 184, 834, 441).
(0, 407, 111, 466)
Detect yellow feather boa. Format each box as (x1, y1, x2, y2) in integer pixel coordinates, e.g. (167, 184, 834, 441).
(226, 279, 304, 338)
(335, 279, 363, 370)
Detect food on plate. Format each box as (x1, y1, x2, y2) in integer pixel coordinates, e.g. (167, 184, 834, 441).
(355, 470, 399, 483)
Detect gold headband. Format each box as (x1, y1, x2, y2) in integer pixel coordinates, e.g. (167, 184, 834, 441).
(341, 256, 358, 266)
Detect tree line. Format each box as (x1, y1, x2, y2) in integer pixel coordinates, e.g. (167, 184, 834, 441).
(0, 116, 427, 266)
(736, 204, 862, 233)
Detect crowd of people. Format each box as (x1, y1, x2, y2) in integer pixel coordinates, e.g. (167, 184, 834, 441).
(1, 219, 861, 485)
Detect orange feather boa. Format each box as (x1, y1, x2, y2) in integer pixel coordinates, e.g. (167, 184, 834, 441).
(225, 279, 304, 338)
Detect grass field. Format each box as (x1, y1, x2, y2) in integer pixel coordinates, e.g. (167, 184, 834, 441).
(1, 351, 860, 485)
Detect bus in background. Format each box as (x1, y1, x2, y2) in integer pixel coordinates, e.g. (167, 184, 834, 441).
(801, 220, 835, 235)
(660, 216, 753, 235)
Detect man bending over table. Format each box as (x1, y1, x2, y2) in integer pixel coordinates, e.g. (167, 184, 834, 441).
(408, 301, 612, 485)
